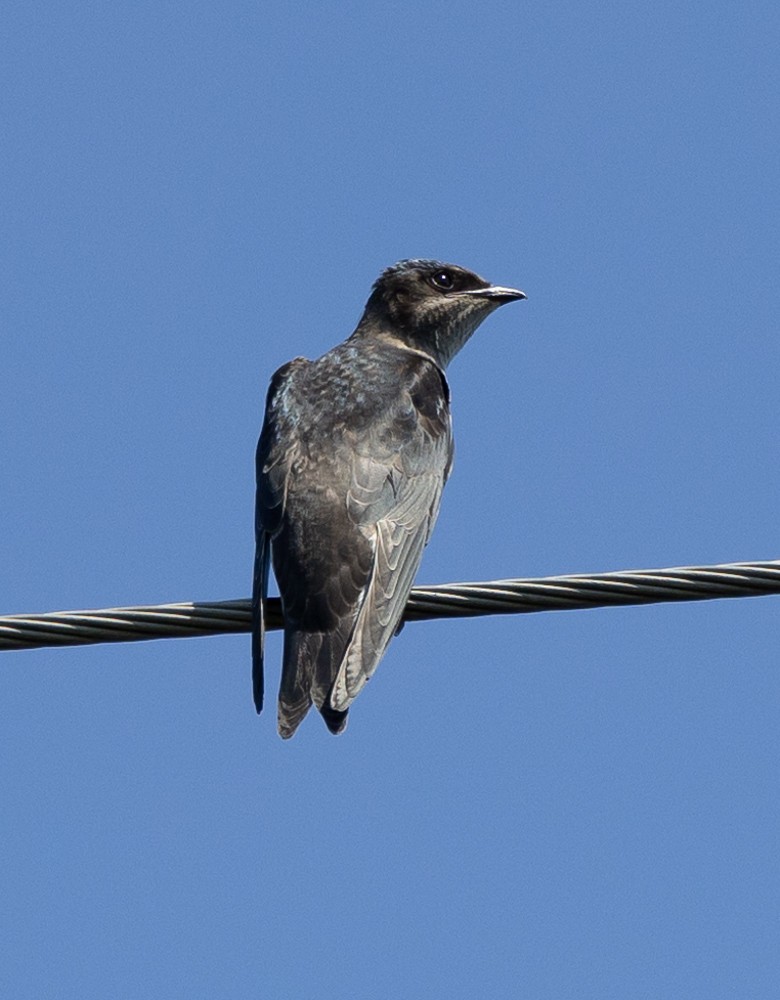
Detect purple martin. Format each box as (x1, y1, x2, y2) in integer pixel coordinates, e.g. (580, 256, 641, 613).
(253, 259, 525, 738)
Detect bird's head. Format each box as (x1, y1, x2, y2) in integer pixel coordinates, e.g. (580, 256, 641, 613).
(356, 259, 526, 368)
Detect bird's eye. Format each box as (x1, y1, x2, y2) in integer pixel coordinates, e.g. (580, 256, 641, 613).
(430, 270, 455, 291)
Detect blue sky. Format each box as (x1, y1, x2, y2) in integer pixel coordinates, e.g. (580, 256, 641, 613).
(2, 2, 779, 996)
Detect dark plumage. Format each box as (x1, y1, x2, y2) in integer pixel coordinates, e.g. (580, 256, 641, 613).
(253, 259, 525, 738)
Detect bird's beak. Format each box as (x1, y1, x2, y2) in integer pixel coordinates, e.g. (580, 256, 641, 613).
(456, 285, 527, 303)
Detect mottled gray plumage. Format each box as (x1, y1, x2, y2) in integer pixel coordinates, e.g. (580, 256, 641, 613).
(253, 259, 525, 738)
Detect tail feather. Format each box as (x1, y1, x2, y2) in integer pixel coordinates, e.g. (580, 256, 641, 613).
(320, 702, 349, 736)
(278, 627, 352, 738)
(278, 690, 313, 740)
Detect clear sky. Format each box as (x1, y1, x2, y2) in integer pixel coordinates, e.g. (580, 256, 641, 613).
(2, 2, 779, 997)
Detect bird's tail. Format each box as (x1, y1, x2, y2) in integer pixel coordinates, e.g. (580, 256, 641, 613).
(278, 629, 349, 739)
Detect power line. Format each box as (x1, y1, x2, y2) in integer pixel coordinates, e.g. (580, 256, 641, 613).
(1, 559, 779, 653)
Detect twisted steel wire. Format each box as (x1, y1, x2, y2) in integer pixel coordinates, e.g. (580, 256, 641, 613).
(1, 559, 779, 653)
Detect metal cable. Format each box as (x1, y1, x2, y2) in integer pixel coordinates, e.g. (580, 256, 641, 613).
(1, 559, 779, 653)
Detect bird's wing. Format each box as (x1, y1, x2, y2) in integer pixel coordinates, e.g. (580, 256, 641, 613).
(251, 527, 269, 714)
(326, 361, 453, 713)
(252, 359, 307, 716)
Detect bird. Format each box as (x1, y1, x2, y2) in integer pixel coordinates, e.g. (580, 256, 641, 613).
(252, 259, 526, 738)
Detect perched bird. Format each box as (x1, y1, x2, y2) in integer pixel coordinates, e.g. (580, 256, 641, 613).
(253, 259, 525, 738)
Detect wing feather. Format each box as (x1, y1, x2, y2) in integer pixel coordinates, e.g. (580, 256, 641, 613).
(330, 397, 451, 712)
(251, 358, 307, 719)
(251, 528, 270, 713)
